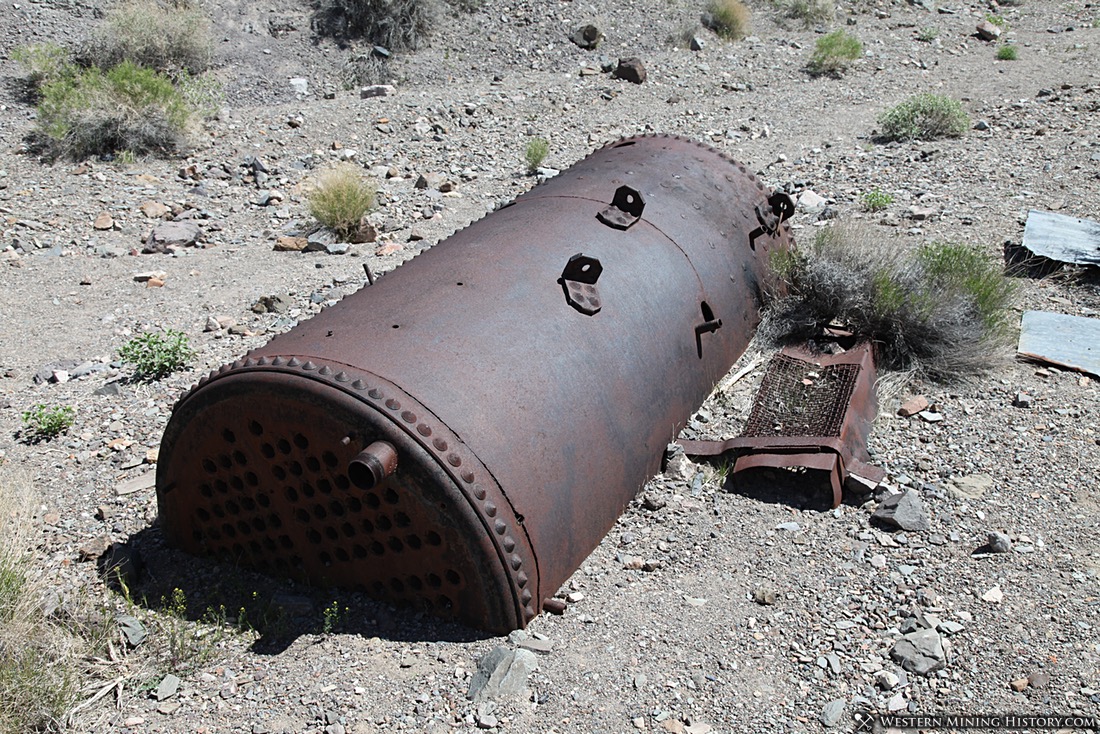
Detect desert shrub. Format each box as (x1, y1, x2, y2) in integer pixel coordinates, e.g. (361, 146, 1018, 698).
(341, 53, 392, 89)
(807, 30, 862, 76)
(763, 227, 1015, 380)
(309, 165, 377, 237)
(996, 44, 1018, 60)
(118, 328, 195, 379)
(916, 26, 939, 42)
(20, 405, 75, 442)
(10, 43, 74, 99)
(524, 137, 549, 174)
(861, 188, 894, 212)
(878, 93, 969, 142)
(315, 0, 441, 51)
(704, 0, 751, 40)
(0, 470, 89, 733)
(33, 61, 193, 160)
(777, 0, 833, 28)
(79, 0, 213, 75)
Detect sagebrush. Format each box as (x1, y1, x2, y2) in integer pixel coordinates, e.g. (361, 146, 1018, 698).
(996, 44, 1018, 60)
(807, 30, 862, 76)
(776, 0, 833, 28)
(315, 0, 441, 51)
(118, 328, 196, 379)
(309, 165, 377, 238)
(704, 0, 751, 40)
(0, 470, 93, 733)
(78, 0, 213, 75)
(764, 227, 1015, 381)
(878, 93, 969, 142)
(33, 61, 193, 160)
(10, 43, 73, 100)
(524, 137, 550, 174)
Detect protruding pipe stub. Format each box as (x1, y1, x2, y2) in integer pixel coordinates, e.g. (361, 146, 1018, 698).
(348, 441, 398, 489)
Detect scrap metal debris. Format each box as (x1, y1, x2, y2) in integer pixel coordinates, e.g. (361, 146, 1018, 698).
(1017, 310, 1100, 377)
(680, 342, 884, 507)
(1021, 210, 1100, 267)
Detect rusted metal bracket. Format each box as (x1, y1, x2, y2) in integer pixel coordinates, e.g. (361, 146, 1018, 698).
(597, 185, 645, 230)
(560, 253, 603, 315)
(679, 342, 883, 507)
(749, 192, 795, 250)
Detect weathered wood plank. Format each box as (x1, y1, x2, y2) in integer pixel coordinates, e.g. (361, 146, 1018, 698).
(1017, 310, 1100, 377)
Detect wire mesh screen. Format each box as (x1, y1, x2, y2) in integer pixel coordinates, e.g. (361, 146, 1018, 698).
(741, 353, 861, 438)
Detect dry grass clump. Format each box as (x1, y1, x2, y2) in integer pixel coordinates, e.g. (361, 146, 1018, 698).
(33, 60, 192, 160)
(703, 0, 751, 40)
(777, 0, 834, 28)
(764, 226, 1016, 381)
(315, 0, 442, 51)
(0, 470, 87, 733)
(309, 165, 378, 238)
(878, 93, 969, 142)
(79, 0, 213, 75)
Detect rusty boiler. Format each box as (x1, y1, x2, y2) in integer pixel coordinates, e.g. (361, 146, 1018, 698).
(156, 135, 794, 633)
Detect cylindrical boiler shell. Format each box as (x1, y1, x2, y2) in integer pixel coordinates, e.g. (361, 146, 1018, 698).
(156, 134, 793, 632)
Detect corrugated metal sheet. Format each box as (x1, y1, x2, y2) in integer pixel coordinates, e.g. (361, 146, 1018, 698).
(1021, 210, 1100, 267)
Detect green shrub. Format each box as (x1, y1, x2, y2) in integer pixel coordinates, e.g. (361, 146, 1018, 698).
(118, 328, 195, 379)
(34, 61, 193, 160)
(524, 137, 550, 175)
(807, 30, 862, 76)
(777, 0, 833, 28)
(705, 0, 751, 40)
(79, 0, 213, 75)
(10, 43, 74, 99)
(309, 165, 377, 238)
(20, 405, 75, 442)
(878, 93, 969, 142)
(984, 13, 1007, 28)
(916, 26, 939, 42)
(995, 44, 1018, 60)
(763, 227, 1015, 380)
(315, 0, 441, 51)
(861, 188, 894, 212)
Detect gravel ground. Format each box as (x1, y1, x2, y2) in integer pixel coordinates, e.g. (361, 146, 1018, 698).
(1, 0, 1099, 732)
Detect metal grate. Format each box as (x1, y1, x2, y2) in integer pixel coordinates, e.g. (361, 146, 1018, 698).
(740, 353, 861, 439)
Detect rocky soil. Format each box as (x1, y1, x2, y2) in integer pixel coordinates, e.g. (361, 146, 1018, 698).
(1, 0, 1099, 732)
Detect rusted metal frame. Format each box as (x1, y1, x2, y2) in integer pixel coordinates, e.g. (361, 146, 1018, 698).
(679, 343, 883, 508)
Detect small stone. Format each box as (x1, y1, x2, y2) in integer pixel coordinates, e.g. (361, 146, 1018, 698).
(820, 699, 845, 727)
(797, 189, 827, 213)
(155, 673, 181, 701)
(414, 172, 446, 190)
(94, 212, 114, 230)
(974, 119, 990, 131)
(516, 637, 554, 654)
(565, 591, 585, 603)
(642, 559, 662, 572)
(1009, 677, 1029, 692)
(976, 20, 1002, 40)
(144, 221, 201, 253)
(1013, 392, 1032, 408)
(289, 77, 309, 94)
(875, 670, 900, 690)
(907, 205, 938, 221)
(115, 472, 156, 496)
(360, 84, 395, 98)
(274, 236, 308, 252)
(917, 410, 943, 423)
(1029, 670, 1051, 688)
(140, 201, 170, 219)
(613, 57, 647, 84)
(891, 628, 947, 675)
(467, 647, 539, 703)
(776, 522, 801, 532)
(987, 531, 1012, 553)
(133, 270, 166, 283)
(376, 242, 403, 257)
(897, 396, 929, 417)
(157, 702, 181, 715)
(689, 35, 705, 51)
(752, 586, 777, 605)
(78, 535, 111, 562)
(124, 717, 145, 727)
(570, 24, 603, 50)
(872, 490, 930, 532)
(981, 585, 1004, 603)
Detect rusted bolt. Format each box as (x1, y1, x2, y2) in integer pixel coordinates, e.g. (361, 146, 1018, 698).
(348, 441, 398, 489)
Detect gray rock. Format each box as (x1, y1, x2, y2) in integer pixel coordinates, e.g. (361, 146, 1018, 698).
(797, 189, 827, 213)
(155, 673, 181, 701)
(144, 221, 201, 253)
(776, 522, 801, 532)
(689, 35, 705, 51)
(949, 473, 993, 500)
(306, 229, 337, 250)
(872, 490, 930, 532)
(570, 24, 603, 50)
(1013, 392, 1032, 408)
(891, 628, 947, 675)
(821, 699, 845, 727)
(752, 586, 777, 605)
(117, 614, 147, 647)
(987, 531, 1013, 553)
(360, 84, 395, 98)
(613, 57, 647, 84)
(976, 20, 1002, 41)
(467, 647, 539, 703)
(289, 77, 309, 94)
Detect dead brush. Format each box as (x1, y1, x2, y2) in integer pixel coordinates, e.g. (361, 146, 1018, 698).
(315, 0, 442, 51)
(762, 226, 1016, 382)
